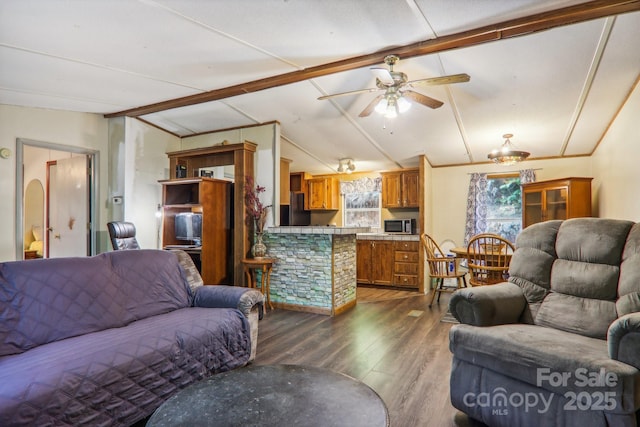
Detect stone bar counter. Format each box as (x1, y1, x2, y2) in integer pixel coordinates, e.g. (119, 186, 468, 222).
(263, 226, 370, 316)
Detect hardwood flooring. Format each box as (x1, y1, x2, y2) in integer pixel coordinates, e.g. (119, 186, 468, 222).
(254, 286, 479, 427)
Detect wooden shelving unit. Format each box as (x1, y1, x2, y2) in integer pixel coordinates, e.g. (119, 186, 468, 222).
(160, 177, 232, 285)
(165, 142, 256, 286)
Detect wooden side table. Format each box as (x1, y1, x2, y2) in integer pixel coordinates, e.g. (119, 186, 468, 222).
(242, 258, 275, 311)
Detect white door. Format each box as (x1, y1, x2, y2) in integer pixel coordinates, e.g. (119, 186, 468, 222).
(48, 156, 89, 258)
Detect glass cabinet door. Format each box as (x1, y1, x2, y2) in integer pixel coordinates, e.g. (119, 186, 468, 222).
(523, 190, 543, 227)
(545, 188, 568, 221)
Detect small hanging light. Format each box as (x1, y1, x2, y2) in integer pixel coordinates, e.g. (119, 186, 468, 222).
(487, 133, 530, 165)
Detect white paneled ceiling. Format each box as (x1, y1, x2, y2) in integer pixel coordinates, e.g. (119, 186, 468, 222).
(1, 0, 639, 174)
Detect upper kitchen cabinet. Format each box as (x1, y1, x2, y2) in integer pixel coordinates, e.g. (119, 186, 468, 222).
(381, 169, 419, 208)
(290, 172, 311, 193)
(521, 177, 593, 228)
(306, 177, 339, 210)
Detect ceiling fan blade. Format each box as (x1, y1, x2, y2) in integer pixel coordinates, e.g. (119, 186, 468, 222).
(318, 87, 381, 100)
(358, 95, 384, 117)
(371, 67, 394, 86)
(403, 90, 444, 109)
(407, 73, 470, 87)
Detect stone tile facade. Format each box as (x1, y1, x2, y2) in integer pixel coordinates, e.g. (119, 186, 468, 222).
(263, 232, 357, 315)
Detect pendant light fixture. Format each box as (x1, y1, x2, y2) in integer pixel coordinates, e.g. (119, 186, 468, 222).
(487, 133, 530, 165)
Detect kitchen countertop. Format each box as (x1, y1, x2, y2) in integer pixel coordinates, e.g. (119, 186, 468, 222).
(265, 227, 420, 240)
(356, 233, 420, 241)
(266, 226, 371, 235)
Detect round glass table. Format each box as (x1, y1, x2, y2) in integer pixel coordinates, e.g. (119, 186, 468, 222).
(147, 364, 389, 427)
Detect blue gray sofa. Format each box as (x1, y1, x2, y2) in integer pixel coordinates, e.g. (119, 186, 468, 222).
(0, 249, 263, 426)
(449, 218, 640, 427)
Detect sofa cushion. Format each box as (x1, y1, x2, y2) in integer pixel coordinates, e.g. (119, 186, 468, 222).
(618, 223, 640, 317)
(510, 218, 635, 339)
(169, 249, 203, 293)
(0, 254, 121, 357)
(108, 250, 191, 321)
(450, 323, 640, 413)
(0, 307, 251, 426)
(0, 250, 190, 356)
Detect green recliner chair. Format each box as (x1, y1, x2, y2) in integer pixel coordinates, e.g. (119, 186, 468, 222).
(449, 218, 640, 427)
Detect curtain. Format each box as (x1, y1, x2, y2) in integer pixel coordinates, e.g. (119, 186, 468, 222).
(463, 173, 487, 245)
(463, 169, 536, 245)
(340, 177, 381, 194)
(520, 168, 536, 184)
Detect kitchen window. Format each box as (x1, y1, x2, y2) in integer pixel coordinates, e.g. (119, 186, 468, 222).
(340, 177, 382, 228)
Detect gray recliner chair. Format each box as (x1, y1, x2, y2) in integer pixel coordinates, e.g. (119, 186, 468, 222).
(449, 218, 640, 427)
(107, 221, 141, 250)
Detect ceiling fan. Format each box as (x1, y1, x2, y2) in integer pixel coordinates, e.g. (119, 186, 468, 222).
(318, 54, 470, 118)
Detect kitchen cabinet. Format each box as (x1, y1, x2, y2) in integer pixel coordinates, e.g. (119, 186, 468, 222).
(381, 169, 419, 208)
(393, 240, 420, 288)
(290, 172, 311, 193)
(522, 177, 593, 228)
(306, 177, 339, 210)
(356, 240, 394, 285)
(159, 177, 232, 285)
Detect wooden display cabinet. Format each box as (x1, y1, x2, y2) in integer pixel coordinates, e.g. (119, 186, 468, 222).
(165, 142, 255, 286)
(381, 169, 419, 208)
(522, 177, 593, 228)
(160, 177, 232, 285)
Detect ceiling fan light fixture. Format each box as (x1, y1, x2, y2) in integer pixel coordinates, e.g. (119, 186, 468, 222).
(487, 133, 530, 165)
(397, 96, 411, 113)
(384, 97, 398, 119)
(374, 97, 388, 114)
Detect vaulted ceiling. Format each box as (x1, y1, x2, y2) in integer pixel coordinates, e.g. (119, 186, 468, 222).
(1, 1, 639, 174)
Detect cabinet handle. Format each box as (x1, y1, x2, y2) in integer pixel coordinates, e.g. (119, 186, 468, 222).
(403, 278, 408, 282)
(397, 199, 400, 204)
(403, 255, 408, 259)
(372, 242, 375, 248)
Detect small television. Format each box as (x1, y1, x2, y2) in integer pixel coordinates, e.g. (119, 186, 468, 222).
(174, 212, 202, 246)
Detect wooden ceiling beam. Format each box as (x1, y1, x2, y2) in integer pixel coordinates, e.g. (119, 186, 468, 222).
(105, 0, 640, 118)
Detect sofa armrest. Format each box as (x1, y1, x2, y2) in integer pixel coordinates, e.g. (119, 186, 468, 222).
(608, 312, 640, 370)
(193, 285, 264, 320)
(449, 282, 526, 326)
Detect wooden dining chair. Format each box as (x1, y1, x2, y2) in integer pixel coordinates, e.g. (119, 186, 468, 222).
(466, 233, 515, 286)
(421, 234, 468, 307)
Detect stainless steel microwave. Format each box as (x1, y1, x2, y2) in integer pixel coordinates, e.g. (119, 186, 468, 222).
(383, 219, 416, 234)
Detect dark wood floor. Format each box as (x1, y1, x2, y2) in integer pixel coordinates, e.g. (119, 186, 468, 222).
(254, 286, 478, 427)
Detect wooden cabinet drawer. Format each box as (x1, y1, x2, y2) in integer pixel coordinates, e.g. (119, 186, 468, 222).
(394, 275, 418, 287)
(394, 251, 419, 263)
(393, 241, 419, 252)
(394, 262, 418, 275)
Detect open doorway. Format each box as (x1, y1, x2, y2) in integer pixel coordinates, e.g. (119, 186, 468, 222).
(15, 138, 99, 259)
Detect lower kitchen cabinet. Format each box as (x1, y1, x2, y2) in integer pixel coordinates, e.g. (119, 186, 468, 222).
(357, 238, 419, 289)
(393, 241, 420, 288)
(356, 240, 394, 285)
